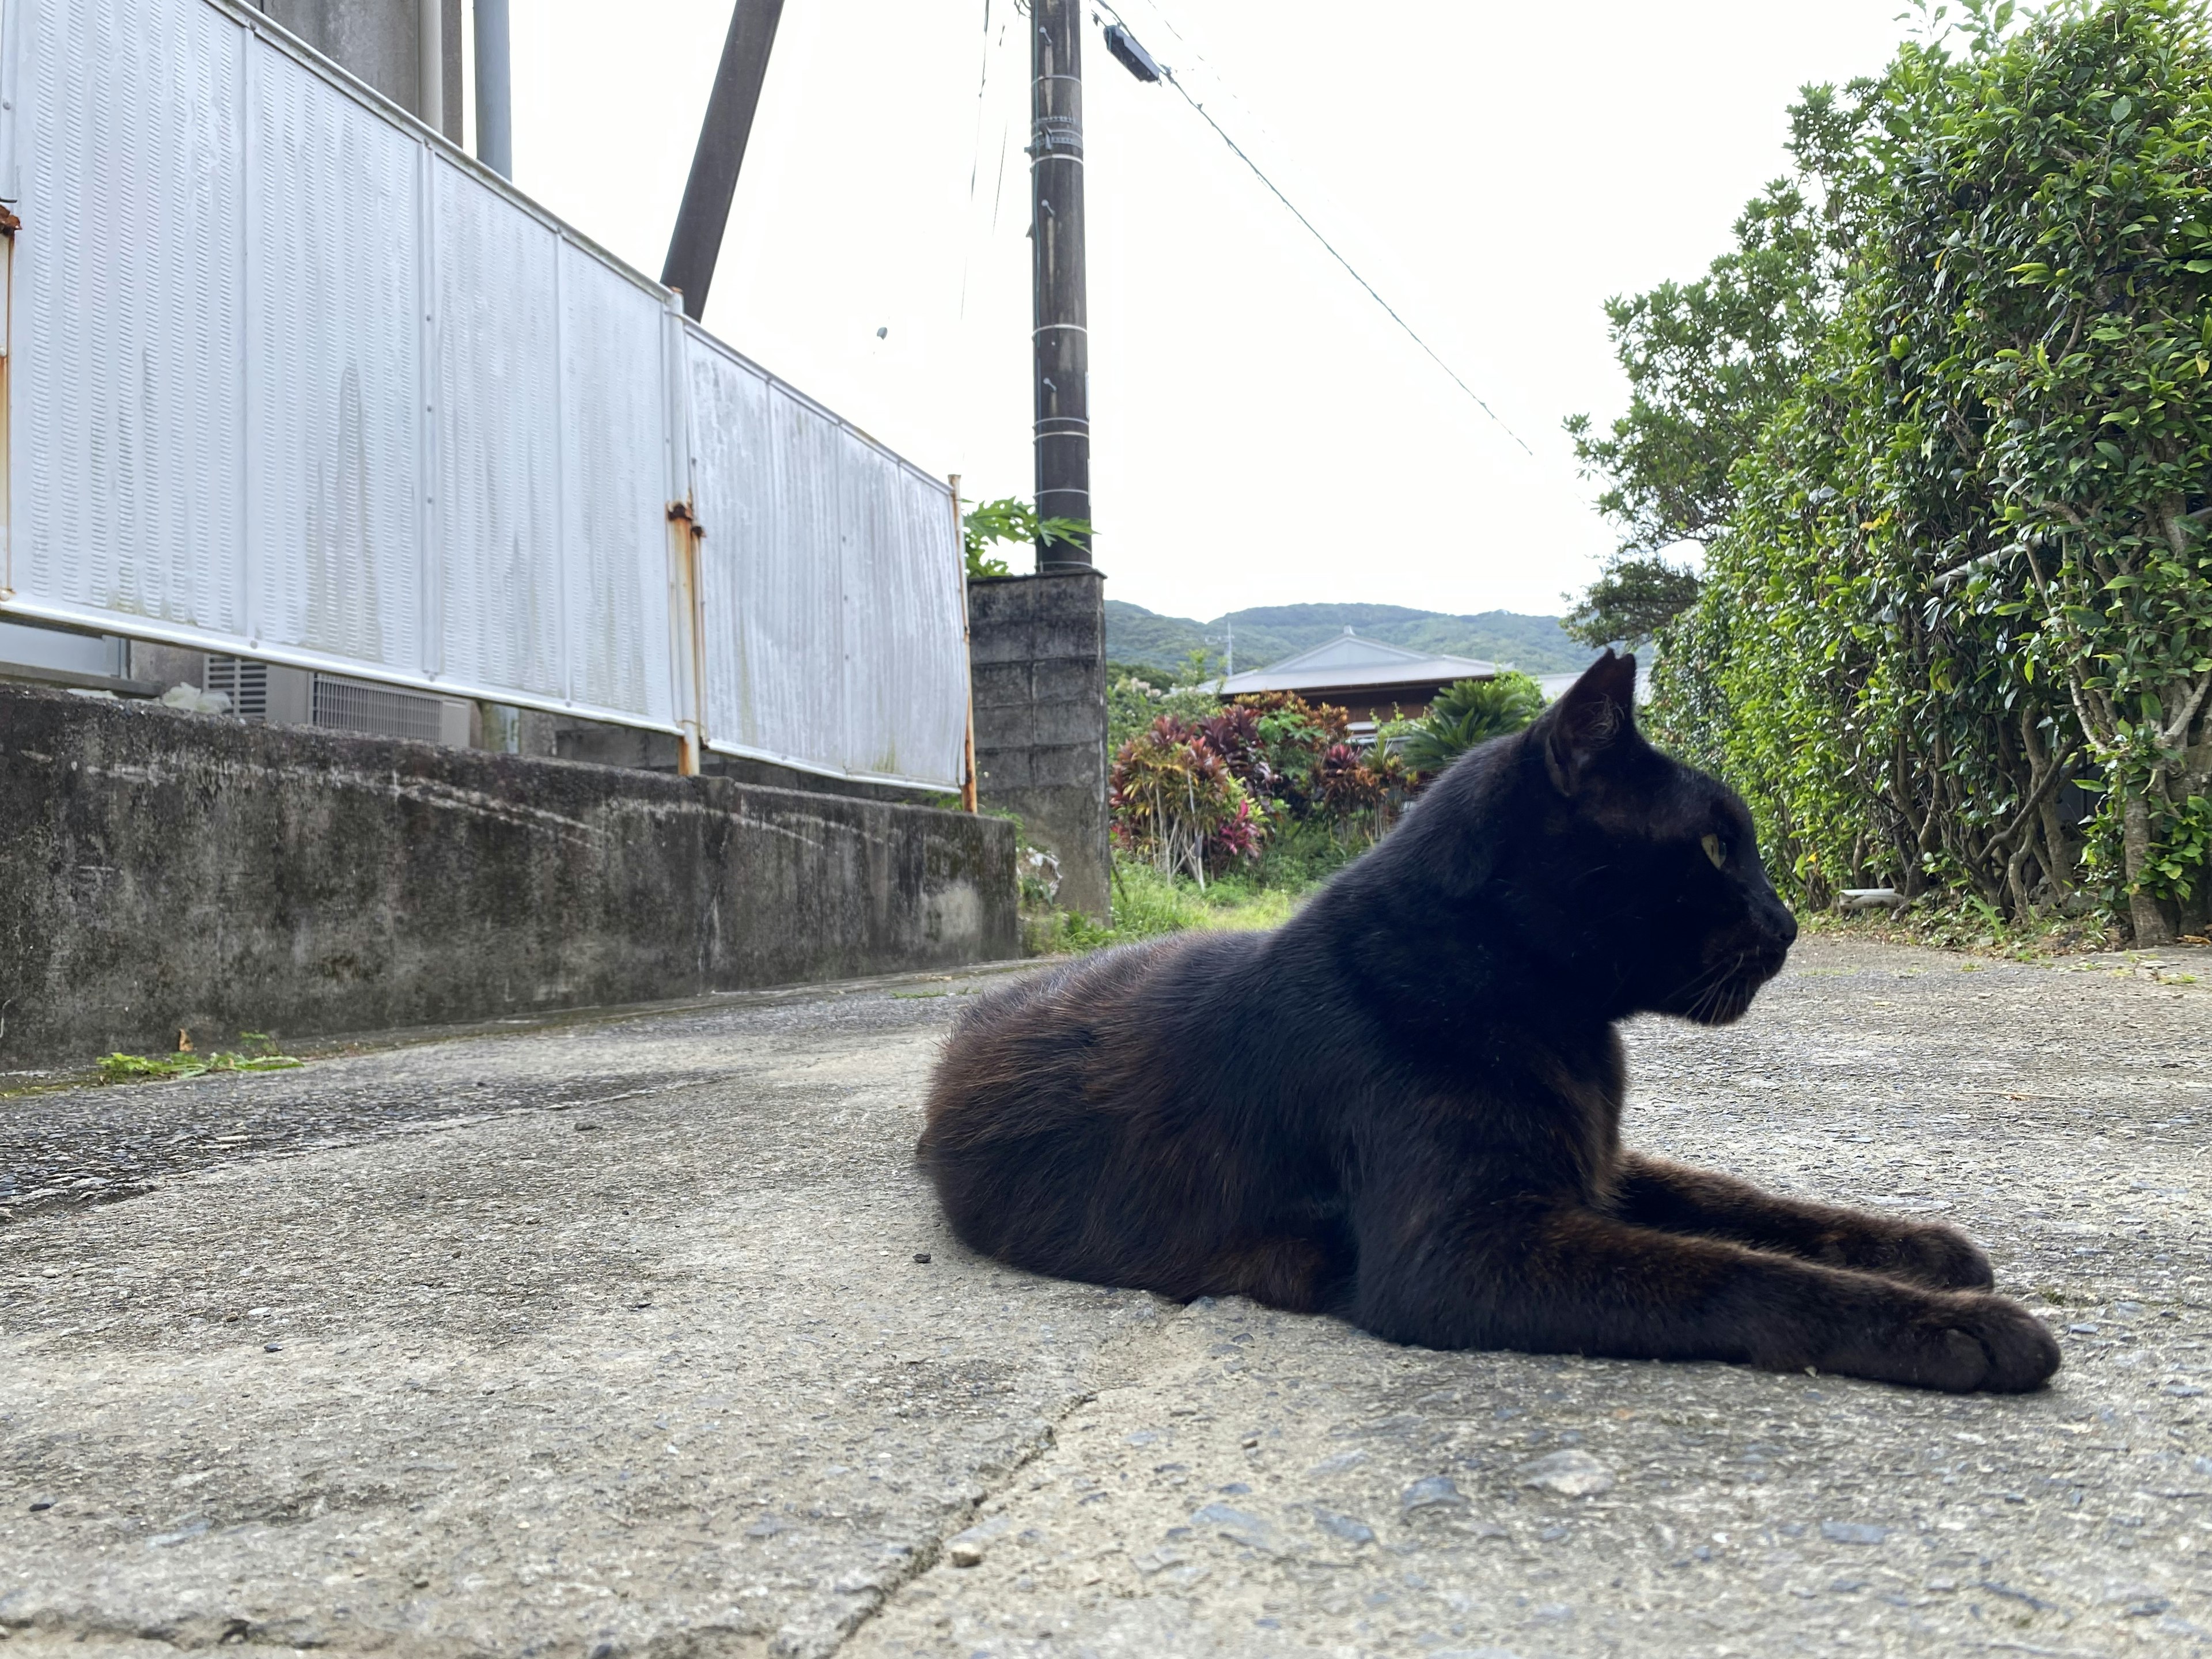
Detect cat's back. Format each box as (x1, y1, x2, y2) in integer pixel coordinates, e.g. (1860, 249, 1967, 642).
(922, 929, 1282, 1142)
(918, 925, 1339, 1287)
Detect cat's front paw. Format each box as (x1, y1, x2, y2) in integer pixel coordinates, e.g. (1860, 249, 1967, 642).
(1895, 1294, 2061, 1393)
(1884, 1222, 1994, 1291)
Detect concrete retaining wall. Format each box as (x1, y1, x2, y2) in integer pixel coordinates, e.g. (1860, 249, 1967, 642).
(0, 685, 1017, 1069)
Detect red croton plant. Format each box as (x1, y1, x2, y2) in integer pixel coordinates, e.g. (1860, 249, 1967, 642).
(1108, 693, 1401, 885)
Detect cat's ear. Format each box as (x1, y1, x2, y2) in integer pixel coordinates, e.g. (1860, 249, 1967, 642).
(1540, 650, 1639, 795)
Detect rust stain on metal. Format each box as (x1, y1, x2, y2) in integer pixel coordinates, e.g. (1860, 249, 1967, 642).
(950, 474, 978, 813)
(0, 207, 20, 237)
(668, 499, 709, 777)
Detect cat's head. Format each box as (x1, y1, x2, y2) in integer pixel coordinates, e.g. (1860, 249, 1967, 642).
(1496, 650, 1797, 1024)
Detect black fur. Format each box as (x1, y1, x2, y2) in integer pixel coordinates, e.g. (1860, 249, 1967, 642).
(919, 652, 2060, 1393)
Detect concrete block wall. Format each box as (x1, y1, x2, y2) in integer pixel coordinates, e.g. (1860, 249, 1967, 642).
(0, 685, 1017, 1069)
(967, 570, 1111, 919)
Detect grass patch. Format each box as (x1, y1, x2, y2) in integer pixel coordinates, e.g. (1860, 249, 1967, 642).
(96, 1033, 303, 1085)
(1050, 857, 1313, 954)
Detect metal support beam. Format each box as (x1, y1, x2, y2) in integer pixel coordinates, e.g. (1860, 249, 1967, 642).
(662, 0, 786, 323)
(416, 0, 444, 135)
(1030, 0, 1090, 570)
(472, 0, 512, 178)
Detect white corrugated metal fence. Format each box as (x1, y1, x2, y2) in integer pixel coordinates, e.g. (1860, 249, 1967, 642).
(0, 0, 969, 791)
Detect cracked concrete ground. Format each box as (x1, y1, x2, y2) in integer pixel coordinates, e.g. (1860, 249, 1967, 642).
(1, 940, 2206, 1658)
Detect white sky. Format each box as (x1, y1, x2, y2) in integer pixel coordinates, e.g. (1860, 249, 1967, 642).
(499, 1, 1915, 620)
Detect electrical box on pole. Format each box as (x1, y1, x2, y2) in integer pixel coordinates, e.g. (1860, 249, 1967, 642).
(1029, 0, 1091, 570)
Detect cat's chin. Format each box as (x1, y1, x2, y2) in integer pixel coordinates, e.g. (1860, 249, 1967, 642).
(1664, 968, 1774, 1025)
(1685, 982, 1762, 1025)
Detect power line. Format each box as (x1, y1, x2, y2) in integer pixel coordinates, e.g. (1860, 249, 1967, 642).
(1090, 3, 1533, 456)
(958, 0, 994, 319)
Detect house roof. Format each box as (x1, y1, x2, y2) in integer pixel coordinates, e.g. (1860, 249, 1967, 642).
(1218, 629, 1498, 698)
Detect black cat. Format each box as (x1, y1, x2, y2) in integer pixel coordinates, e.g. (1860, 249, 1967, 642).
(919, 652, 2059, 1393)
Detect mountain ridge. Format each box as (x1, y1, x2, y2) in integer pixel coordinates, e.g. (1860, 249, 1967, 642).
(1104, 600, 1592, 677)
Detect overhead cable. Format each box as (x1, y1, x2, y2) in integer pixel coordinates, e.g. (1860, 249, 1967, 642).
(959, 0, 995, 319)
(1092, 2, 1533, 456)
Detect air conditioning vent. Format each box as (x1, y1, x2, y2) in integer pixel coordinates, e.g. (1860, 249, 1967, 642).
(202, 658, 467, 745)
(310, 676, 447, 745)
(203, 656, 269, 722)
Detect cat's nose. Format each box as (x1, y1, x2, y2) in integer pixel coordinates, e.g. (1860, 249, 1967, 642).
(1773, 903, 1800, 948)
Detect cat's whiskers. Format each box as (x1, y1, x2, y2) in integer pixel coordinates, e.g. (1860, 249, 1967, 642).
(1680, 949, 1755, 1023)
(1668, 952, 1741, 1017)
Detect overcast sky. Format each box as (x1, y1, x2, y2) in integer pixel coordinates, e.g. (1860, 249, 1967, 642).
(496, 1, 1917, 622)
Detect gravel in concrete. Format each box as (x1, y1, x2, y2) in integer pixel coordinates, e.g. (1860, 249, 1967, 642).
(1, 941, 2206, 1658)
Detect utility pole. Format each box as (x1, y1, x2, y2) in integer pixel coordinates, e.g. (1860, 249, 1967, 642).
(663, 0, 787, 322)
(1030, 0, 1091, 570)
(970, 0, 1113, 923)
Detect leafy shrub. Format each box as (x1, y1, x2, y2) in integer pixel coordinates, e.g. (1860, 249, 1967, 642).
(1107, 670, 1221, 753)
(1197, 705, 1272, 794)
(1395, 673, 1546, 780)
(1236, 690, 1351, 747)
(1626, 0, 2212, 942)
(963, 496, 1092, 578)
(1227, 691, 1351, 824)
(1109, 715, 1264, 885)
(1105, 682, 1412, 885)
(1316, 743, 1385, 818)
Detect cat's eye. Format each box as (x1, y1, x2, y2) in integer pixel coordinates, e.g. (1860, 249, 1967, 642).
(1702, 834, 1728, 870)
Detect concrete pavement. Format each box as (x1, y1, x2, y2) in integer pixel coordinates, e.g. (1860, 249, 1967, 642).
(1, 941, 2207, 1657)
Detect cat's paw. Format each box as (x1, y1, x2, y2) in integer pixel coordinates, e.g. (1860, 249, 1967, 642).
(1883, 1222, 1994, 1291)
(1897, 1294, 2061, 1393)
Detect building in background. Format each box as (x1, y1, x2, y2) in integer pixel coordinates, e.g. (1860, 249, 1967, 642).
(1219, 630, 1498, 733)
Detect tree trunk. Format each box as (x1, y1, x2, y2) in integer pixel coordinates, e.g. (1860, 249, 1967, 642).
(2004, 836, 2040, 921)
(2020, 710, 2075, 895)
(2036, 794, 2075, 892)
(2122, 791, 2175, 944)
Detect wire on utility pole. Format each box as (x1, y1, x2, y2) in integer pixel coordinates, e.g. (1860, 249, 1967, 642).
(1093, 3, 1533, 457)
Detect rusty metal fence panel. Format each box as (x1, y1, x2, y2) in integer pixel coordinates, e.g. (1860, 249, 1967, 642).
(685, 326, 967, 790)
(0, 0, 967, 787)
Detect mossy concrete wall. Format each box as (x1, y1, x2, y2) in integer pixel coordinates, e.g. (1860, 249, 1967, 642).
(0, 685, 1017, 1068)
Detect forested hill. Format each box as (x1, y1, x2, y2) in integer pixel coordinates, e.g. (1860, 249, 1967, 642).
(1105, 601, 1590, 677)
